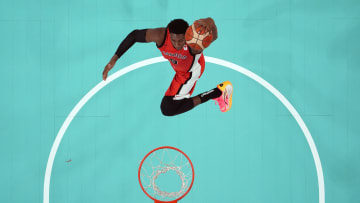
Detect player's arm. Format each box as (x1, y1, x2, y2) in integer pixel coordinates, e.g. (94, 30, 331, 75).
(103, 28, 165, 81)
(196, 17, 218, 42)
(145, 28, 166, 46)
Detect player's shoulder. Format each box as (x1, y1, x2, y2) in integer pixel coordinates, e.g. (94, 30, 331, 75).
(146, 27, 166, 46)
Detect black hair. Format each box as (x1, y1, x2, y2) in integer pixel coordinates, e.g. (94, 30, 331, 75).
(168, 19, 189, 34)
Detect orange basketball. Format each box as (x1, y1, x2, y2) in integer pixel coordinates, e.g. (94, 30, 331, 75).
(185, 21, 213, 51)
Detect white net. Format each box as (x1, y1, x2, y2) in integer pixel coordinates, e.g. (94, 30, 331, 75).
(139, 147, 194, 202)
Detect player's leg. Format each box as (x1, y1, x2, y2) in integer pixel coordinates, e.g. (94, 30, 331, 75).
(160, 81, 233, 116)
(193, 85, 222, 105)
(160, 96, 195, 116)
(160, 59, 203, 116)
(191, 81, 233, 112)
(160, 73, 204, 116)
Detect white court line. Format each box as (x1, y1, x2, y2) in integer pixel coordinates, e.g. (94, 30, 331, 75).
(43, 56, 325, 203)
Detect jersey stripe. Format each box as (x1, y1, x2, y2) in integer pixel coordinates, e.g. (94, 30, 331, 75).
(174, 54, 202, 100)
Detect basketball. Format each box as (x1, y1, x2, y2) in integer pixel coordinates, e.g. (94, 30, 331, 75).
(185, 21, 213, 50)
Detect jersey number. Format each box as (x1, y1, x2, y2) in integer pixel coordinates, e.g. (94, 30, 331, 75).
(169, 58, 178, 65)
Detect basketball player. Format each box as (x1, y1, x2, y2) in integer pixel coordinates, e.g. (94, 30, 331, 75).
(102, 18, 233, 116)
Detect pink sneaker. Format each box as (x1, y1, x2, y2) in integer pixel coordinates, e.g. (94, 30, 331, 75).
(212, 81, 233, 112)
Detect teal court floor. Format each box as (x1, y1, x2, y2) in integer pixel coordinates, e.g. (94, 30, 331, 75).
(0, 0, 359, 203)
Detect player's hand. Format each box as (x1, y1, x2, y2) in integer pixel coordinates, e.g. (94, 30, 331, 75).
(102, 63, 114, 81)
(196, 18, 214, 33)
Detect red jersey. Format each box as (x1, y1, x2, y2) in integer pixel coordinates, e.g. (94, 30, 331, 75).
(158, 28, 206, 98)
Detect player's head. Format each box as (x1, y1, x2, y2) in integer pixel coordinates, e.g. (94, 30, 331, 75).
(168, 19, 189, 34)
(168, 19, 189, 50)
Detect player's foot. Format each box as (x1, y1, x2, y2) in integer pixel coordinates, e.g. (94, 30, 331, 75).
(212, 81, 233, 112)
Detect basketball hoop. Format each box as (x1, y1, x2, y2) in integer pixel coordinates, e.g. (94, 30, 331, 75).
(138, 146, 195, 203)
